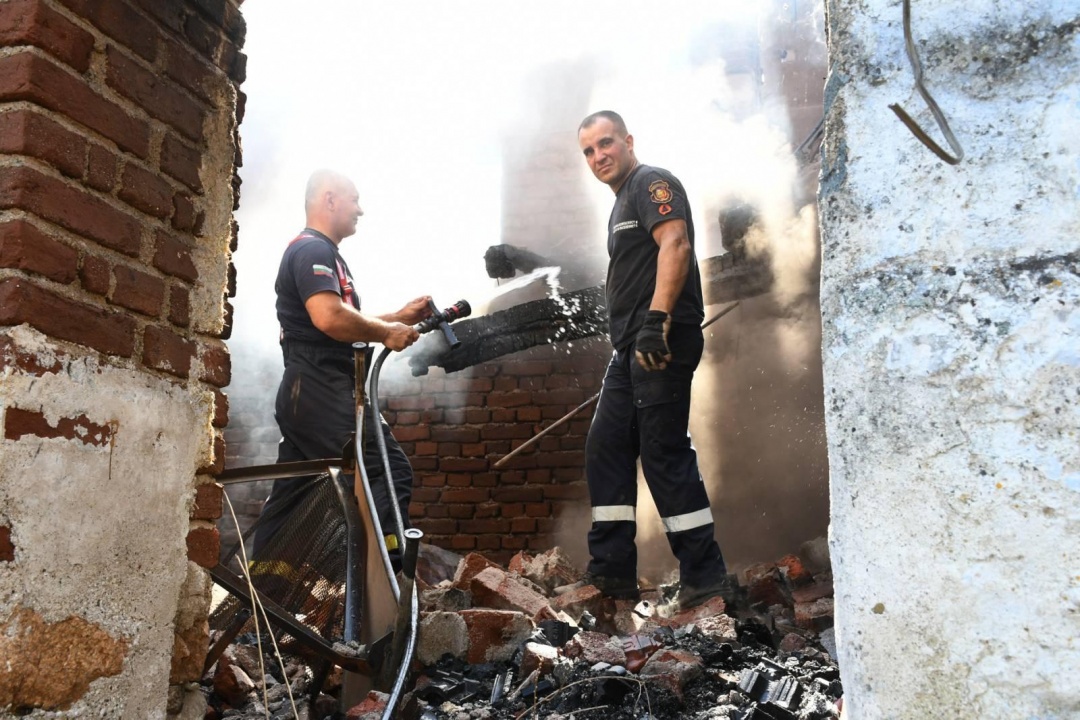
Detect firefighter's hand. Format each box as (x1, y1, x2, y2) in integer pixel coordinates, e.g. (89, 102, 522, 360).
(383, 322, 420, 351)
(397, 296, 433, 325)
(634, 310, 672, 371)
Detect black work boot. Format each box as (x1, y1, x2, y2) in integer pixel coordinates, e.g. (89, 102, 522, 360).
(676, 574, 739, 611)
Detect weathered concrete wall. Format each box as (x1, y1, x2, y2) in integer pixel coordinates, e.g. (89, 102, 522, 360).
(820, 1, 1079, 717)
(0, 327, 211, 715)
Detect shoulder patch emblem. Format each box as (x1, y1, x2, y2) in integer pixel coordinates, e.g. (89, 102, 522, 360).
(649, 180, 673, 204)
(658, 204, 672, 215)
(312, 264, 334, 277)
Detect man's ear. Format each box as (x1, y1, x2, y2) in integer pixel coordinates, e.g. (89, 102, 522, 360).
(325, 190, 336, 210)
(626, 134, 634, 153)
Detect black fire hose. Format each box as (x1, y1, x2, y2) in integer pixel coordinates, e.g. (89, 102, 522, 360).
(366, 299, 469, 718)
(367, 299, 470, 549)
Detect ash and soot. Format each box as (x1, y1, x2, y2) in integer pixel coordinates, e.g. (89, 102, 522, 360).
(202, 542, 839, 719)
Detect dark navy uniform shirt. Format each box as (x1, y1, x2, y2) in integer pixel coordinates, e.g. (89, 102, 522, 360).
(275, 228, 360, 346)
(605, 164, 704, 350)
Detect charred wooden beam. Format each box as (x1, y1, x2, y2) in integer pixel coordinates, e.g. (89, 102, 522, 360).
(702, 253, 773, 306)
(484, 244, 557, 279)
(408, 240, 774, 375)
(407, 286, 607, 375)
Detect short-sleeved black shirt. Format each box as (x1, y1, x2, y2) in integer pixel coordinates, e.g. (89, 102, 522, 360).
(605, 164, 704, 350)
(275, 228, 360, 345)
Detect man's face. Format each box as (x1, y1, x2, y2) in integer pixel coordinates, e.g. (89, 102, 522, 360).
(578, 118, 635, 192)
(330, 181, 364, 239)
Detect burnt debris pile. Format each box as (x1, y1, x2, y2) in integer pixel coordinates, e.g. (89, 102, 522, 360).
(201, 540, 840, 720)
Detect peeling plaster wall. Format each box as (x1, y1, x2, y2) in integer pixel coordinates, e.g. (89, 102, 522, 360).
(820, 0, 1079, 717)
(0, 327, 212, 715)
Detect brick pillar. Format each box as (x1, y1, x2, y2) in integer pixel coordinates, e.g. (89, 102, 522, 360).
(0, 0, 244, 715)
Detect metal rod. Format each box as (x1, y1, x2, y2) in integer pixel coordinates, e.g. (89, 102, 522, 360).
(701, 301, 740, 330)
(207, 564, 372, 672)
(493, 302, 740, 469)
(216, 459, 352, 484)
(493, 394, 599, 468)
(888, 0, 964, 165)
(331, 466, 363, 644)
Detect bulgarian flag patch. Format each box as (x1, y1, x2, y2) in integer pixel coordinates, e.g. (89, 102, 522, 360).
(312, 264, 334, 277)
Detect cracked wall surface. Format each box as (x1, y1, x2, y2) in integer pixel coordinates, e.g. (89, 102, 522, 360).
(820, 0, 1079, 717)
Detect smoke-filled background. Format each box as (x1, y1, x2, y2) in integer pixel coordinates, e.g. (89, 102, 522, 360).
(228, 0, 829, 575)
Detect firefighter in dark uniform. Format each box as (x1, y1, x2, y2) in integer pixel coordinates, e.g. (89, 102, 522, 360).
(252, 169, 432, 569)
(572, 111, 734, 609)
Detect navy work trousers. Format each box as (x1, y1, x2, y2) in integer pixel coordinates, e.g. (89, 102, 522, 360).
(584, 322, 727, 587)
(253, 343, 413, 559)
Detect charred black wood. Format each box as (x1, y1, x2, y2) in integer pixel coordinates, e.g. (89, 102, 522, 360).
(407, 286, 607, 375)
(702, 253, 773, 306)
(484, 244, 557, 278)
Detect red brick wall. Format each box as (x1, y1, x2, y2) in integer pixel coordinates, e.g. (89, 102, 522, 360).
(0, 0, 244, 548)
(0, 0, 245, 704)
(379, 342, 610, 566)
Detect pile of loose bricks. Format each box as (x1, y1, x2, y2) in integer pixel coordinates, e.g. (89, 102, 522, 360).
(204, 541, 842, 719)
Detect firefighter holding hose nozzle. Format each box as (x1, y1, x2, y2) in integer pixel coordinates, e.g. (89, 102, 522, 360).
(252, 169, 431, 572)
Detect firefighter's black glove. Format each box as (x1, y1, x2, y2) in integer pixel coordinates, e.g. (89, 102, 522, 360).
(634, 310, 672, 371)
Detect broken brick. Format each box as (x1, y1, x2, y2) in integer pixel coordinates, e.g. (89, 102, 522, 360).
(563, 630, 626, 667)
(779, 633, 809, 653)
(452, 552, 500, 590)
(550, 583, 605, 621)
(791, 576, 834, 604)
(467, 566, 552, 618)
(662, 595, 729, 629)
(458, 609, 533, 664)
(212, 653, 254, 707)
(345, 691, 389, 719)
(742, 562, 790, 608)
(508, 546, 582, 592)
(776, 554, 814, 587)
(795, 597, 834, 632)
(639, 648, 704, 702)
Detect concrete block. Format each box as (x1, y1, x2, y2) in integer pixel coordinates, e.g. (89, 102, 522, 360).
(417, 612, 468, 666)
(520, 641, 559, 677)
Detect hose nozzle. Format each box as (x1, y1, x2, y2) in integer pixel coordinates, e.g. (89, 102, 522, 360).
(415, 299, 471, 349)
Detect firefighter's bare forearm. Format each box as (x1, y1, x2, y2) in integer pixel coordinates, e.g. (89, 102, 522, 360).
(650, 237, 690, 314)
